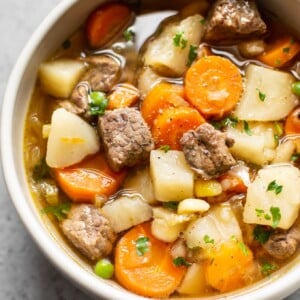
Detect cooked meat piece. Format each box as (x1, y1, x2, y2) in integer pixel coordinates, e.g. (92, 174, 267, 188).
(180, 123, 236, 179)
(81, 55, 121, 92)
(263, 221, 300, 260)
(98, 107, 154, 172)
(203, 0, 267, 44)
(61, 204, 116, 261)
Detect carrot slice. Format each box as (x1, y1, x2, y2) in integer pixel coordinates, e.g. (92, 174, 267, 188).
(115, 222, 187, 298)
(185, 55, 243, 119)
(219, 173, 247, 194)
(152, 106, 205, 150)
(141, 82, 190, 129)
(285, 106, 300, 134)
(107, 83, 140, 110)
(54, 153, 126, 202)
(257, 36, 300, 68)
(86, 2, 132, 49)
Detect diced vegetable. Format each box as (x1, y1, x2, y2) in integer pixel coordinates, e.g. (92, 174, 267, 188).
(101, 194, 152, 233)
(151, 207, 191, 242)
(46, 108, 100, 168)
(54, 153, 126, 202)
(177, 198, 210, 214)
(273, 140, 296, 163)
(184, 203, 242, 249)
(194, 178, 222, 197)
(150, 150, 194, 202)
(115, 222, 187, 298)
(39, 59, 86, 98)
(137, 66, 161, 99)
(238, 39, 266, 58)
(143, 14, 204, 77)
(234, 64, 298, 121)
(243, 164, 300, 229)
(285, 107, 300, 134)
(185, 56, 243, 119)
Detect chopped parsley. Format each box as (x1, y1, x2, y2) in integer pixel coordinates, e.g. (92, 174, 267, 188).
(243, 121, 252, 136)
(163, 201, 179, 211)
(256, 88, 266, 101)
(270, 206, 281, 229)
(253, 225, 272, 244)
(261, 261, 277, 276)
(267, 180, 283, 195)
(211, 115, 238, 129)
(135, 236, 150, 256)
(123, 29, 135, 42)
(159, 145, 171, 153)
(203, 235, 214, 244)
(200, 18, 206, 25)
(239, 241, 248, 256)
(173, 257, 191, 267)
(187, 45, 198, 66)
(41, 202, 71, 221)
(173, 32, 187, 49)
(283, 47, 290, 53)
(32, 158, 50, 181)
(89, 91, 108, 116)
(291, 153, 300, 162)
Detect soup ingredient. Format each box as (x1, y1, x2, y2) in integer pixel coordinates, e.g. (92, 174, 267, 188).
(180, 123, 236, 179)
(37, 179, 59, 205)
(143, 14, 204, 77)
(257, 36, 300, 68)
(151, 207, 191, 242)
(238, 39, 266, 58)
(203, 240, 256, 292)
(141, 82, 188, 129)
(39, 59, 86, 98)
(101, 194, 152, 233)
(107, 83, 140, 110)
(45, 108, 100, 168)
(152, 106, 205, 150)
(273, 140, 296, 163)
(243, 164, 300, 229)
(61, 204, 116, 261)
(262, 220, 300, 260)
(177, 198, 210, 214)
(203, 0, 267, 44)
(85, 2, 132, 49)
(98, 107, 154, 172)
(184, 203, 242, 249)
(150, 150, 194, 202)
(285, 107, 300, 134)
(194, 178, 223, 197)
(137, 66, 161, 98)
(234, 64, 298, 121)
(54, 153, 126, 202)
(292, 81, 300, 97)
(114, 222, 187, 298)
(185, 56, 243, 119)
(88, 91, 108, 116)
(94, 258, 114, 279)
(41, 202, 71, 221)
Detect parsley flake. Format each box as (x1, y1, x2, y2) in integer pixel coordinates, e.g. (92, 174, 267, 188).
(135, 236, 150, 256)
(173, 257, 191, 267)
(267, 180, 283, 195)
(163, 201, 179, 211)
(211, 116, 238, 129)
(123, 29, 135, 42)
(291, 153, 300, 162)
(173, 32, 187, 49)
(270, 206, 281, 229)
(187, 45, 198, 66)
(89, 91, 108, 116)
(203, 235, 214, 244)
(243, 121, 252, 136)
(261, 261, 277, 276)
(256, 88, 266, 101)
(41, 202, 71, 221)
(253, 225, 272, 244)
(200, 18, 206, 25)
(32, 158, 50, 181)
(239, 241, 248, 256)
(159, 145, 171, 153)
(283, 47, 290, 53)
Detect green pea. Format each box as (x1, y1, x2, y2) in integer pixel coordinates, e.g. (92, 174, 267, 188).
(292, 81, 300, 96)
(94, 258, 114, 279)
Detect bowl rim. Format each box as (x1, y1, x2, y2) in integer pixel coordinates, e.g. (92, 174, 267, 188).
(1, 0, 300, 299)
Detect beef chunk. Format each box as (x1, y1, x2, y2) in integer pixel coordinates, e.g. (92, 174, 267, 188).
(180, 123, 236, 179)
(203, 0, 267, 44)
(81, 55, 121, 92)
(99, 107, 154, 172)
(61, 204, 116, 261)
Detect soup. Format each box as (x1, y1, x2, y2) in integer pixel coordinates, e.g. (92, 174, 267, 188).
(24, 0, 300, 298)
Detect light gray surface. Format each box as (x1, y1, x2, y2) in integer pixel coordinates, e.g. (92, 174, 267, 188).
(0, 1, 300, 300)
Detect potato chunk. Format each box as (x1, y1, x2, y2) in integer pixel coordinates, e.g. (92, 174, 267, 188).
(46, 108, 99, 168)
(234, 64, 298, 121)
(150, 150, 194, 202)
(39, 59, 86, 98)
(243, 164, 300, 229)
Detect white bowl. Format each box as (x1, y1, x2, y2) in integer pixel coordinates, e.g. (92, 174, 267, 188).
(1, 0, 300, 299)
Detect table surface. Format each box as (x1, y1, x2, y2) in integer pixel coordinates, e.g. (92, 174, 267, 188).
(0, 1, 300, 300)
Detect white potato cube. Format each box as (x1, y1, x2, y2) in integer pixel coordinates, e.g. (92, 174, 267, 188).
(46, 108, 99, 168)
(243, 164, 300, 229)
(184, 203, 242, 249)
(150, 150, 194, 202)
(234, 64, 298, 121)
(39, 59, 86, 98)
(144, 14, 204, 77)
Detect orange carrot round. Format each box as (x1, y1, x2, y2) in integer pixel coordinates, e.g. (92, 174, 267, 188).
(141, 82, 189, 128)
(185, 55, 243, 119)
(115, 222, 187, 298)
(86, 2, 132, 49)
(54, 153, 126, 202)
(152, 106, 205, 150)
(285, 106, 300, 134)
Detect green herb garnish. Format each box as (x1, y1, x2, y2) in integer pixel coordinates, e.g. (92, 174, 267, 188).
(255, 208, 264, 218)
(123, 29, 135, 42)
(200, 18, 206, 25)
(212, 116, 238, 129)
(159, 145, 171, 153)
(253, 225, 272, 244)
(283, 47, 290, 53)
(270, 206, 281, 229)
(256, 88, 266, 101)
(32, 158, 50, 181)
(173, 257, 191, 267)
(173, 32, 187, 49)
(239, 241, 248, 256)
(291, 153, 300, 162)
(163, 201, 179, 211)
(41, 202, 71, 221)
(135, 236, 150, 256)
(187, 45, 198, 66)
(243, 121, 252, 136)
(267, 180, 283, 195)
(261, 261, 277, 276)
(89, 91, 108, 116)
(203, 235, 214, 244)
